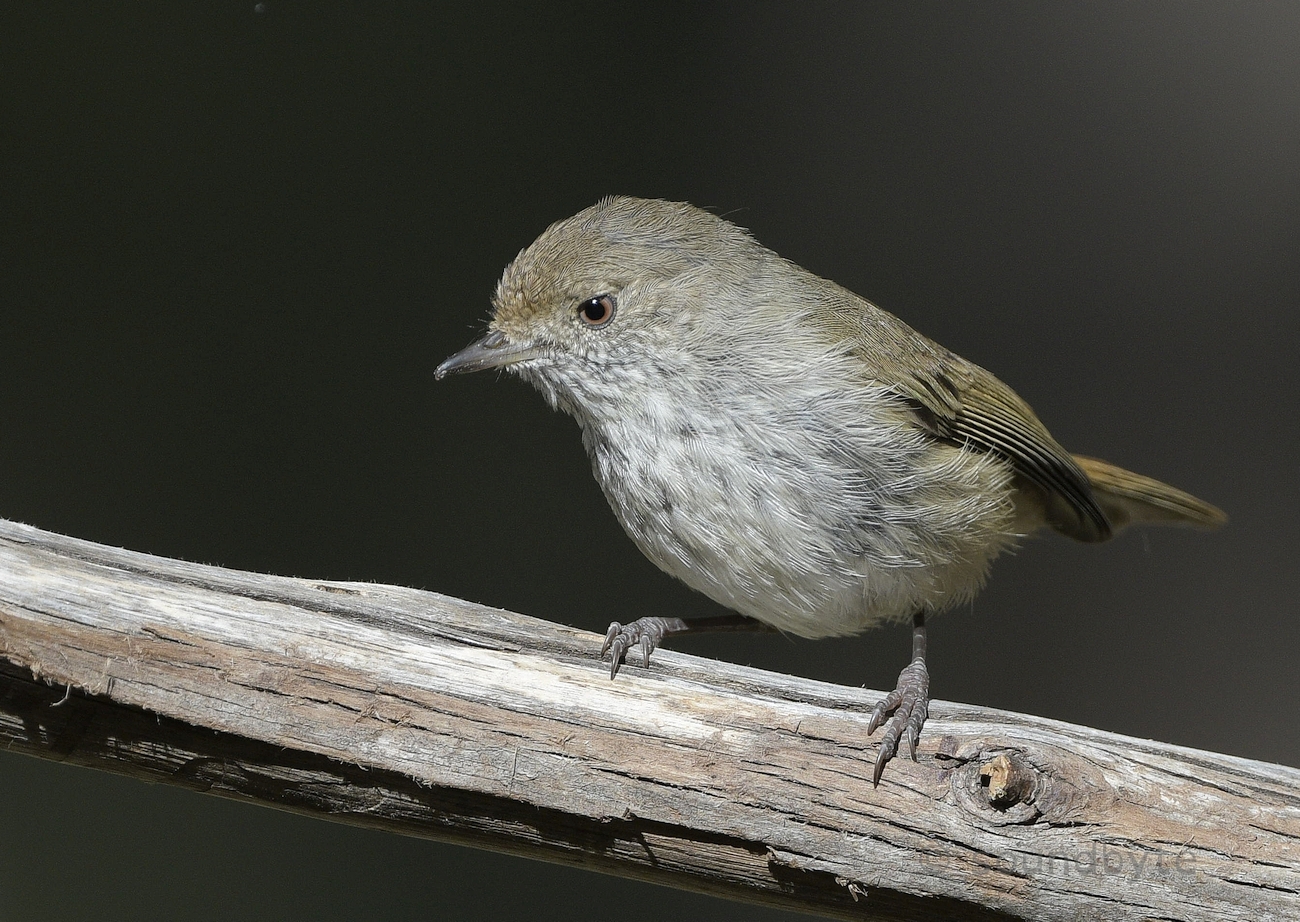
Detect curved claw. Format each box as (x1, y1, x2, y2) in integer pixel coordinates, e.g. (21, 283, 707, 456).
(867, 658, 930, 787)
(599, 617, 683, 679)
(600, 622, 626, 678)
(600, 622, 621, 658)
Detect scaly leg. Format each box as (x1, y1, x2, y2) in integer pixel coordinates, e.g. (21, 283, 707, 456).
(601, 614, 767, 678)
(866, 611, 931, 786)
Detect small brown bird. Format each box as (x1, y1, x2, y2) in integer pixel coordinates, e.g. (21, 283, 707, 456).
(437, 196, 1226, 784)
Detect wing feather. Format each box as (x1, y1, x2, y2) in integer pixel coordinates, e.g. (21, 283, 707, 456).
(819, 289, 1113, 542)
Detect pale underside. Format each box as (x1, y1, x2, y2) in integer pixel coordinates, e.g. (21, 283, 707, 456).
(514, 311, 1023, 639)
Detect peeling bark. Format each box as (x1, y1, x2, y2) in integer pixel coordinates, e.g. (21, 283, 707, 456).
(0, 519, 1296, 921)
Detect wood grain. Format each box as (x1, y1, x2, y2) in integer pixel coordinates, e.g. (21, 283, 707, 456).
(0, 519, 1295, 921)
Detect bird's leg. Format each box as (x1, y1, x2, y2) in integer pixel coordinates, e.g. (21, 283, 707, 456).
(600, 614, 767, 678)
(866, 610, 931, 786)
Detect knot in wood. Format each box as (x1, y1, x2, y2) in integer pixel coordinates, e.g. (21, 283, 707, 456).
(979, 752, 1032, 808)
(950, 744, 1046, 825)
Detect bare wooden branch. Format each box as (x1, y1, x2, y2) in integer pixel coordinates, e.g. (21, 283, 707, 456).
(0, 519, 1296, 921)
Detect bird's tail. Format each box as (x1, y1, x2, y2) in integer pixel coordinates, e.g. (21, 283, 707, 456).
(1072, 455, 1227, 533)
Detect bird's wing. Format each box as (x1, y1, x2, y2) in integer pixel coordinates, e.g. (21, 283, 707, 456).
(901, 361, 1112, 541)
(826, 294, 1113, 542)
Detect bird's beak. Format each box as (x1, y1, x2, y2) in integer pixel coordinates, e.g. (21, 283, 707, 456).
(435, 329, 542, 379)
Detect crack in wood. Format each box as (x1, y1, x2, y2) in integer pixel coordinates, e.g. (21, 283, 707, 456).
(1, 521, 1298, 921)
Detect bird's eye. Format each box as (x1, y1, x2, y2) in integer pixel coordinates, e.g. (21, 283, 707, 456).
(578, 295, 616, 328)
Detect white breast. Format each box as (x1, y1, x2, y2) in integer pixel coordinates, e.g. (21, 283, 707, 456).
(561, 340, 1020, 638)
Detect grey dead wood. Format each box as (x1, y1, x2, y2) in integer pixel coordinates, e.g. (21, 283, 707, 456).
(0, 519, 1295, 921)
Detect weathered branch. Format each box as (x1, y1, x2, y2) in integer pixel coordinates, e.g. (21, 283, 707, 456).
(0, 519, 1295, 921)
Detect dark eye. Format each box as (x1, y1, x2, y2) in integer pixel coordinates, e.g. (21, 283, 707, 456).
(578, 294, 616, 327)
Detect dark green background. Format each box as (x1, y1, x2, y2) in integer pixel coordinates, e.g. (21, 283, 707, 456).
(2, 4, 1297, 920)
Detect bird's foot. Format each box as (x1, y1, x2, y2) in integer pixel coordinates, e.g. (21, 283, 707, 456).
(866, 658, 930, 786)
(600, 617, 688, 678)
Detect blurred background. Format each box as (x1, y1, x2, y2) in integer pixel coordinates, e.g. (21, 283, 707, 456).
(2, 4, 1297, 920)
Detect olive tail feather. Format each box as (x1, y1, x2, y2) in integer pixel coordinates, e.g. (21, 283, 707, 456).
(1073, 455, 1227, 532)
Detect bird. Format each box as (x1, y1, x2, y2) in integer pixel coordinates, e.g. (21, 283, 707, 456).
(436, 195, 1226, 784)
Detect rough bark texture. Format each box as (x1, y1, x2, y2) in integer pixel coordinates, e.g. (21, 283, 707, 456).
(0, 518, 1296, 921)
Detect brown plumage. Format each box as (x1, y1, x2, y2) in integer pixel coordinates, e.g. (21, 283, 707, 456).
(438, 196, 1226, 784)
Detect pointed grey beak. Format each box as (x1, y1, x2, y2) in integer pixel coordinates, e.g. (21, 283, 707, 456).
(435, 329, 543, 379)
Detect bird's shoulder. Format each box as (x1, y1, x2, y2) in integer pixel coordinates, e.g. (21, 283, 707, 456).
(810, 284, 1112, 541)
